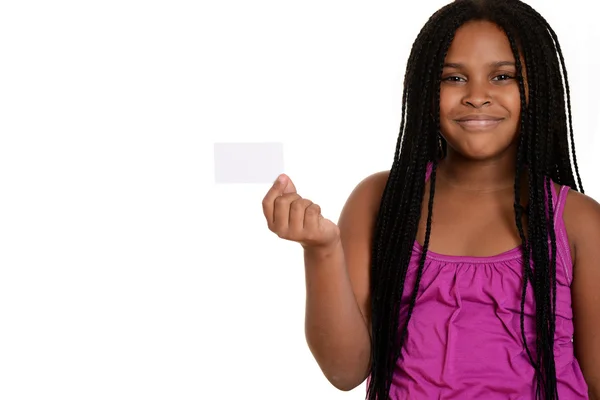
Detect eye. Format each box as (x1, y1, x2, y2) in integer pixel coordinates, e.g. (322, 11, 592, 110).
(493, 74, 515, 81)
(443, 76, 466, 83)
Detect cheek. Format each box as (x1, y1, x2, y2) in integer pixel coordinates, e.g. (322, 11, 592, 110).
(497, 88, 522, 137)
(439, 87, 455, 118)
(506, 89, 522, 118)
(501, 83, 521, 108)
(439, 87, 460, 134)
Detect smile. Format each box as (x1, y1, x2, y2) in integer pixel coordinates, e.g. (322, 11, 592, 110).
(454, 118, 503, 131)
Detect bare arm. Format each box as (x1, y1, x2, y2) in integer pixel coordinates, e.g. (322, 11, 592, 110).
(303, 240, 371, 390)
(565, 192, 600, 399)
(304, 171, 389, 390)
(262, 171, 389, 391)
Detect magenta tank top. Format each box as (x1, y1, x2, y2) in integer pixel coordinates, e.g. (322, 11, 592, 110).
(387, 165, 588, 399)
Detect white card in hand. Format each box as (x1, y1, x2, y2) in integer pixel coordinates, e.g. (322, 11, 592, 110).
(213, 142, 284, 184)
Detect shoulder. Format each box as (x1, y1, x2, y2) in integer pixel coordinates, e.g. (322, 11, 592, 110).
(337, 169, 390, 233)
(349, 170, 390, 202)
(563, 187, 600, 240)
(340, 170, 390, 220)
(563, 186, 600, 264)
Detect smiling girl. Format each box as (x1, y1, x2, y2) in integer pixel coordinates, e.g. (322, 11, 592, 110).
(262, 0, 599, 398)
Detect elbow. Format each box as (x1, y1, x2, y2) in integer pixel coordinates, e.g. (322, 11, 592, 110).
(305, 330, 372, 392)
(321, 358, 371, 392)
(325, 372, 365, 392)
(307, 346, 369, 392)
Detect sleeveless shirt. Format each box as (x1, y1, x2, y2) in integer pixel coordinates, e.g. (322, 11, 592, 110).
(388, 165, 588, 399)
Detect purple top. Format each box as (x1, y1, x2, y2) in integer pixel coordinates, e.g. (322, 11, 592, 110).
(386, 165, 588, 399)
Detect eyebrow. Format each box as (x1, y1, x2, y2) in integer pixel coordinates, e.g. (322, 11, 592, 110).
(443, 61, 516, 68)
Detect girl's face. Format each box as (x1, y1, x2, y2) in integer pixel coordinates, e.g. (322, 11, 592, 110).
(439, 20, 522, 161)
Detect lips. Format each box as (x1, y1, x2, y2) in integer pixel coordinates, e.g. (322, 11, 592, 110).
(454, 114, 504, 130)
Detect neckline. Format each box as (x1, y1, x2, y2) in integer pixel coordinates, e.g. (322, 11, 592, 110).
(419, 162, 552, 264)
(412, 240, 523, 264)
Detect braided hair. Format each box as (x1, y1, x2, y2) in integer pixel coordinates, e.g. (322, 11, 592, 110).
(368, 1, 584, 399)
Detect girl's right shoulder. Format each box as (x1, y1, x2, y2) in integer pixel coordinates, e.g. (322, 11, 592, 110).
(342, 170, 390, 215)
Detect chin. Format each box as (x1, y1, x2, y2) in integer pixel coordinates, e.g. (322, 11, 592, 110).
(446, 142, 516, 161)
(441, 125, 520, 162)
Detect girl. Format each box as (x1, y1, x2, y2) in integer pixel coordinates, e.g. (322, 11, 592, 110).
(262, 0, 600, 398)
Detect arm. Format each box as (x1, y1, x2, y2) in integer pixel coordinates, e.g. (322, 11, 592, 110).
(565, 192, 600, 399)
(304, 171, 389, 391)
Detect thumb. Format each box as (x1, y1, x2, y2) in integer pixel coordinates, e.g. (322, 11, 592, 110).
(277, 174, 297, 194)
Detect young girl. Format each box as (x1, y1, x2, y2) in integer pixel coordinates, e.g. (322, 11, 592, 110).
(262, 0, 600, 398)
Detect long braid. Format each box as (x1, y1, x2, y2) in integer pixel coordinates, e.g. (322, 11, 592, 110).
(520, 16, 553, 397)
(542, 22, 583, 192)
(375, 32, 430, 270)
(503, 25, 540, 374)
(529, 17, 560, 398)
(509, 0, 582, 192)
(397, 17, 461, 360)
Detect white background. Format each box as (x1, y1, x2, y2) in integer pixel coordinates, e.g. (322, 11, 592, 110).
(1, 1, 598, 399)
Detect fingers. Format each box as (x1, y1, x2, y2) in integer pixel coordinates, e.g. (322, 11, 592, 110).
(282, 176, 297, 194)
(277, 198, 320, 241)
(273, 193, 301, 232)
(262, 174, 323, 242)
(303, 203, 321, 234)
(262, 174, 296, 223)
(289, 198, 314, 236)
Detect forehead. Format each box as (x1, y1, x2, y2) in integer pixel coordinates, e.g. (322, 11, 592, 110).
(445, 20, 515, 63)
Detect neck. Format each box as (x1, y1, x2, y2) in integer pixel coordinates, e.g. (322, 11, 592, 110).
(437, 149, 518, 192)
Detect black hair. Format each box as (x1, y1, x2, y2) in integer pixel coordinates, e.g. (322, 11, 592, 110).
(368, 1, 583, 399)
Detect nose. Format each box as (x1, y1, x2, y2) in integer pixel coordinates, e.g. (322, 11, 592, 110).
(462, 81, 492, 108)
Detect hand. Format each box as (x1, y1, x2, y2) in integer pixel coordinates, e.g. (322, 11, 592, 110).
(262, 174, 340, 250)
